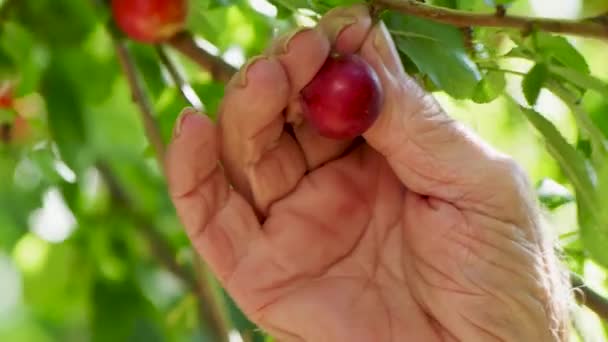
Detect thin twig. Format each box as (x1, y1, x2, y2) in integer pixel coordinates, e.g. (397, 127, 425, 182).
(156, 46, 204, 111)
(571, 273, 608, 320)
(97, 162, 230, 341)
(168, 32, 237, 83)
(109, 27, 231, 341)
(113, 39, 167, 172)
(97, 162, 197, 288)
(377, 0, 608, 40)
(480, 66, 527, 77)
(194, 258, 231, 342)
(0, 0, 17, 22)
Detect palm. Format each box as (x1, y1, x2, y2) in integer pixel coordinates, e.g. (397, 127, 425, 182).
(225, 145, 424, 341)
(225, 142, 490, 341)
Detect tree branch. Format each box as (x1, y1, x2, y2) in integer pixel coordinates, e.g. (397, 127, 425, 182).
(108, 27, 231, 342)
(0, 0, 17, 22)
(193, 257, 231, 342)
(97, 162, 230, 342)
(97, 162, 197, 288)
(376, 0, 608, 40)
(113, 39, 167, 172)
(167, 32, 237, 83)
(156, 46, 204, 111)
(571, 273, 608, 321)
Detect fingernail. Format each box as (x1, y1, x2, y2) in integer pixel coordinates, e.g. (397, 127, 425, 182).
(237, 55, 268, 88)
(286, 98, 305, 127)
(372, 23, 389, 50)
(323, 16, 357, 44)
(173, 107, 198, 138)
(279, 27, 313, 55)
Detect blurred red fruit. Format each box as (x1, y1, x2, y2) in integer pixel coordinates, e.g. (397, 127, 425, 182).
(111, 0, 188, 43)
(11, 116, 30, 144)
(0, 81, 13, 108)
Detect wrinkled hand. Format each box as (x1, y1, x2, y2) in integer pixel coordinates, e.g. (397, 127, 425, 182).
(166, 5, 568, 341)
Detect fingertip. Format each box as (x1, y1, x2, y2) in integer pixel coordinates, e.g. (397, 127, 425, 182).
(223, 56, 289, 114)
(269, 27, 331, 95)
(167, 109, 219, 198)
(361, 22, 404, 76)
(319, 4, 372, 53)
(219, 56, 289, 148)
(172, 107, 206, 140)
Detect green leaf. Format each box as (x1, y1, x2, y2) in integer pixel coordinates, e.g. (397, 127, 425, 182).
(21, 241, 92, 324)
(15, 0, 99, 47)
(520, 107, 596, 211)
(536, 178, 574, 210)
(189, 4, 274, 57)
(523, 110, 607, 265)
(522, 63, 548, 106)
(581, 0, 608, 17)
(385, 13, 481, 99)
(549, 65, 608, 98)
(0, 21, 49, 96)
(91, 278, 163, 342)
(483, 0, 515, 6)
(129, 43, 166, 100)
(41, 56, 90, 173)
(308, 0, 363, 13)
(269, 0, 309, 12)
(223, 289, 267, 342)
(536, 33, 589, 74)
(472, 70, 506, 103)
(577, 192, 608, 268)
(546, 80, 608, 167)
(191, 0, 233, 10)
(0, 212, 24, 251)
(430, 0, 459, 8)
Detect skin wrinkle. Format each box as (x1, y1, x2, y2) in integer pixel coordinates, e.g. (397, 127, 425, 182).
(448, 232, 535, 294)
(185, 170, 228, 241)
(169, 145, 219, 198)
(458, 213, 549, 301)
(223, 234, 260, 294)
(261, 320, 306, 342)
(244, 115, 285, 164)
(253, 276, 383, 341)
(459, 311, 506, 342)
(249, 250, 304, 294)
(269, 204, 370, 279)
(347, 272, 375, 311)
(411, 253, 482, 296)
(463, 211, 529, 244)
(387, 109, 531, 224)
(386, 136, 492, 205)
(249, 142, 292, 212)
(450, 222, 542, 286)
(369, 156, 385, 281)
(463, 253, 549, 333)
(402, 190, 552, 342)
(262, 136, 309, 216)
(380, 291, 395, 342)
(205, 221, 236, 283)
(378, 211, 406, 283)
(455, 237, 551, 341)
(368, 283, 395, 342)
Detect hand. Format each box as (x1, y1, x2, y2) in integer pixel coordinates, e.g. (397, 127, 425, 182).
(166, 5, 568, 341)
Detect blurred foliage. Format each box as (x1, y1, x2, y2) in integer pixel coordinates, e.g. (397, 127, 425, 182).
(1, 0, 608, 341)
